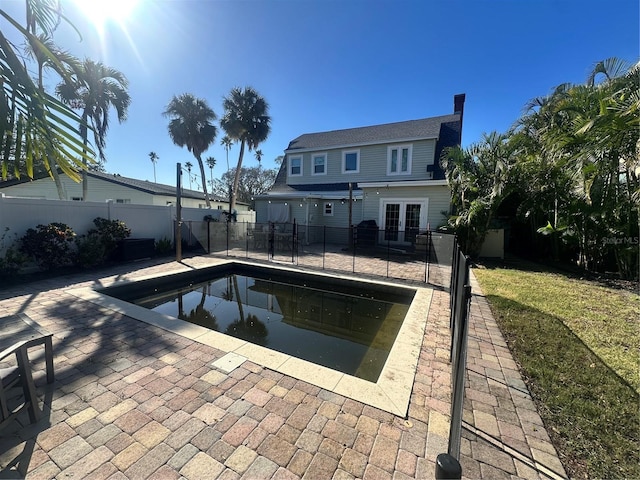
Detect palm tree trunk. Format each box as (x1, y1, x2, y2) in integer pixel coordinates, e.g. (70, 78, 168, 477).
(196, 155, 211, 208)
(230, 140, 245, 213)
(81, 111, 89, 201)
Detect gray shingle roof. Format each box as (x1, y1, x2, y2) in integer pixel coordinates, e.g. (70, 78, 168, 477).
(0, 170, 247, 204)
(286, 113, 460, 151)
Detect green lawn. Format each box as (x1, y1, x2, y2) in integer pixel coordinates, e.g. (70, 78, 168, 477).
(473, 261, 639, 480)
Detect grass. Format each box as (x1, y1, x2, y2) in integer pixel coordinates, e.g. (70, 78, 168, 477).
(473, 260, 639, 480)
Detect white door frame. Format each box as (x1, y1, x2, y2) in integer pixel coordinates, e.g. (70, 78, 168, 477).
(378, 198, 428, 244)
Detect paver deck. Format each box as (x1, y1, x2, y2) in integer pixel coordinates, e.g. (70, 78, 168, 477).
(0, 254, 566, 479)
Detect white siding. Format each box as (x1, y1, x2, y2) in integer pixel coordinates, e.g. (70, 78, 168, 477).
(286, 139, 437, 185)
(361, 185, 451, 230)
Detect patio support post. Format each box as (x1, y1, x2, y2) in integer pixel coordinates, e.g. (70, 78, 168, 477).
(226, 217, 229, 257)
(207, 220, 211, 254)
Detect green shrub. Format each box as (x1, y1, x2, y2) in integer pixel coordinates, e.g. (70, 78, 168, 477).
(20, 223, 76, 270)
(0, 228, 28, 277)
(89, 217, 131, 257)
(155, 237, 173, 255)
(75, 234, 106, 268)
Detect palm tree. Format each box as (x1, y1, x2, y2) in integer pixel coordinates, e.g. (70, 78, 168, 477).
(205, 156, 216, 192)
(1, 1, 89, 186)
(255, 149, 263, 168)
(220, 87, 271, 212)
(163, 94, 217, 208)
(441, 131, 516, 255)
(149, 151, 159, 182)
(184, 161, 193, 189)
(220, 135, 233, 172)
(25, 33, 80, 199)
(56, 59, 131, 201)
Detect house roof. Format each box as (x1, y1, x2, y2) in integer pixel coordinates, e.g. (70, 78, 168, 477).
(0, 170, 248, 204)
(285, 113, 460, 152)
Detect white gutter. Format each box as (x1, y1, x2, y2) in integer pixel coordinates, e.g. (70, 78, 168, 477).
(358, 180, 449, 188)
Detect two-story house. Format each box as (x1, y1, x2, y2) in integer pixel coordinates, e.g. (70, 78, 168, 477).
(256, 94, 464, 246)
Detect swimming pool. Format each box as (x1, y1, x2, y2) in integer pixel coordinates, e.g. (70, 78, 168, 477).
(68, 260, 432, 415)
(102, 265, 413, 382)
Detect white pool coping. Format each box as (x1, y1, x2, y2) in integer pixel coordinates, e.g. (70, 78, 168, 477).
(66, 260, 433, 416)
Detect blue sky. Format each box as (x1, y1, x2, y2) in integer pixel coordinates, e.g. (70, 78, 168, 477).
(4, 0, 639, 188)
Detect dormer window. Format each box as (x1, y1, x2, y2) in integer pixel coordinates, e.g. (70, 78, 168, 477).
(312, 153, 327, 175)
(289, 156, 302, 176)
(387, 145, 412, 175)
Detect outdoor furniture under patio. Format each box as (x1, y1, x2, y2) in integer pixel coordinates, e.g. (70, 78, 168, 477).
(0, 314, 54, 431)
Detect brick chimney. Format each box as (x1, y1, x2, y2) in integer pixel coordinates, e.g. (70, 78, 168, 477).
(454, 93, 466, 117)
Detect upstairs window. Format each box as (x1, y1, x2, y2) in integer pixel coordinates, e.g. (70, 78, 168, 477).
(312, 153, 327, 175)
(323, 202, 333, 216)
(387, 145, 412, 175)
(342, 150, 359, 173)
(289, 156, 302, 176)
(116, 198, 131, 204)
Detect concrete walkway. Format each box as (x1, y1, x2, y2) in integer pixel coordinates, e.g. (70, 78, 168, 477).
(0, 255, 566, 479)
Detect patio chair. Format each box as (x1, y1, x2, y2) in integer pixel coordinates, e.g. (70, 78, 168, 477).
(0, 315, 54, 431)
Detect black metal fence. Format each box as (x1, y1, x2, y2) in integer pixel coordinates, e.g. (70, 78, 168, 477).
(436, 241, 472, 479)
(182, 219, 472, 479)
(190, 220, 456, 288)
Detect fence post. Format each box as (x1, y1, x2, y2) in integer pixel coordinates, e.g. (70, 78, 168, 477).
(226, 218, 229, 257)
(424, 230, 430, 283)
(435, 453, 462, 479)
(207, 220, 211, 254)
(322, 226, 326, 270)
(292, 219, 296, 263)
(386, 232, 390, 278)
(352, 226, 356, 274)
(245, 221, 249, 259)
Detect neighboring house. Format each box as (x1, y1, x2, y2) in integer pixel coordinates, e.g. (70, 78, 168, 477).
(256, 94, 465, 245)
(0, 170, 251, 212)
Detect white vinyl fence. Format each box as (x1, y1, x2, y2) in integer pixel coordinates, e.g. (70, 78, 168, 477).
(0, 195, 255, 255)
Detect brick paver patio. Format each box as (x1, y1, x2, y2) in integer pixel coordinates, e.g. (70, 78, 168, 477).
(0, 254, 566, 479)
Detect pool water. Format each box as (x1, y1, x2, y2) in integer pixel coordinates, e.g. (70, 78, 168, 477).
(125, 272, 413, 382)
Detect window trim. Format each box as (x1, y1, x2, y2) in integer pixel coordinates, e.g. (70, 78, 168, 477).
(387, 144, 413, 176)
(342, 149, 360, 174)
(323, 202, 334, 216)
(289, 155, 303, 177)
(311, 152, 327, 176)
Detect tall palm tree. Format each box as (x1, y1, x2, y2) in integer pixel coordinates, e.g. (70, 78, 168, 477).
(220, 135, 233, 172)
(149, 151, 159, 182)
(205, 156, 216, 191)
(255, 149, 263, 168)
(56, 59, 131, 201)
(163, 93, 217, 208)
(184, 161, 193, 189)
(220, 87, 271, 212)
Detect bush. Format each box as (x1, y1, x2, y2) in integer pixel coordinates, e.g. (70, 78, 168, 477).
(75, 234, 107, 268)
(0, 228, 28, 277)
(74, 218, 132, 267)
(155, 237, 173, 255)
(20, 223, 76, 270)
(89, 217, 131, 257)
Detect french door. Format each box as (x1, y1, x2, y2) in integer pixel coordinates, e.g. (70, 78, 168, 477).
(381, 200, 427, 244)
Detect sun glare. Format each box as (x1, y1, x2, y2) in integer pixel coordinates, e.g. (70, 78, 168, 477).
(72, 0, 138, 25)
